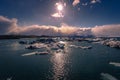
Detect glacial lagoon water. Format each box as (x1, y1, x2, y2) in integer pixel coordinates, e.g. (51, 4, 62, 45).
(0, 38, 120, 80)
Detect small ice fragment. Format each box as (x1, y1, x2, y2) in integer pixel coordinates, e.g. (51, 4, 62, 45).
(101, 73, 118, 80)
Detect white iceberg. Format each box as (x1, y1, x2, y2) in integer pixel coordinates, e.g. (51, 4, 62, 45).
(101, 73, 118, 80)
(109, 62, 120, 67)
(7, 77, 12, 80)
(69, 45, 92, 49)
(101, 39, 120, 49)
(22, 51, 49, 56)
(22, 52, 36, 56)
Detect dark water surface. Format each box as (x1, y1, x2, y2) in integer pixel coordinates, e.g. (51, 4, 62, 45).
(0, 39, 120, 80)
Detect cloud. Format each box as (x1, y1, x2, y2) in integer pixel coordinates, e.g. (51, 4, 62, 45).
(91, 0, 101, 4)
(82, 3, 88, 6)
(51, 13, 64, 18)
(51, 2, 65, 18)
(92, 25, 120, 37)
(0, 16, 120, 37)
(0, 16, 92, 36)
(16, 24, 91, 36)
(72, 0, 80, 6)
(0, 16, 18, 35)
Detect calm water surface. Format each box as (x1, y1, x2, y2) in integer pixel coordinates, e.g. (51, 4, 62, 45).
(0, 39, 120, 80)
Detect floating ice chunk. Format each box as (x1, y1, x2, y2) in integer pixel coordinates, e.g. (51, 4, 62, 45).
(35, 51, 49, 55)
(101, 39, 120, 49)
(78, 46, 92, 49)
(22, 52, 36, 56)
(7, 77, 12, 80)
(101, 73, 118, 80)
(69, 45, 92, 49)
(109, 62, 120, 67)
(22, 51, 49, 56)
(55, 49, 65, 54)
(25, 43, 47, 50)
(59, 41, 66, 44)
(69, 45, 77, 47)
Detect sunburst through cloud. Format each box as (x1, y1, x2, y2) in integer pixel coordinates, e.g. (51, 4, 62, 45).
(51, 2, 65, 18)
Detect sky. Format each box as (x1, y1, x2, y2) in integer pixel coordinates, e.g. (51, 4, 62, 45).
(0, 0, 120, 26)
(0, 0, 120, 37)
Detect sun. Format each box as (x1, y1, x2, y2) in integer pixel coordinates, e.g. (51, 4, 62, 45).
(57, 4, 63, 11)
(56, 3, 63, 11)
(51, 2, 64, 18)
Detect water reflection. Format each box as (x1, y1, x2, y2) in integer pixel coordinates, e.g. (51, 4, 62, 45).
(51, 53, 69, 80)
(50, 41, 71, 80)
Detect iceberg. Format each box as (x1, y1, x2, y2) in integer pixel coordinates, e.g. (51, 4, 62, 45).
(22, 52, 36, 56)
(22, 51, 49, 56)
(109, 62, 120, 67)
(69, 45, 92, 49)
(101, 73, 118, 80)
